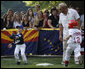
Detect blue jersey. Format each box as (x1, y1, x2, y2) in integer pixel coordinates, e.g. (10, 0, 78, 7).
(10, 33, 24, 45)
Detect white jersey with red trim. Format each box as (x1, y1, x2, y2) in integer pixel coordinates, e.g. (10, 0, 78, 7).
(67, 29, 82, 44)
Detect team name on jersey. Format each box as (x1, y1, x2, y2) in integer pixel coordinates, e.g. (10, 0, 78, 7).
(73, 32, 81, 36)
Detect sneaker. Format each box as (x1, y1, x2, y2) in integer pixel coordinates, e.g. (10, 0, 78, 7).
(64, 61, 68, 67)
(16, 61, 21, 65)
(65, 63, 68, 67)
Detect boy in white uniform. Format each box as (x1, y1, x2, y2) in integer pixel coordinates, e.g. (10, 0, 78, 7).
(64, 20, 82, 67)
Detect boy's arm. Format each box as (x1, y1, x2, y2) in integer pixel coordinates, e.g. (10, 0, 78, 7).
(9, 33, 19, 39)
(64, 35, 72, 41)
(8, 33, 15, 48)
(9, 33, 15, 39)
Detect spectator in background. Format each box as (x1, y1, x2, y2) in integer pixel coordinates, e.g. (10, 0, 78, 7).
(43, 9, 50, 28)
(5, 15, 13, 29)
(80, 14, 84, 29)
(13, 12, 21, 28)
(75, 7, 81, 16)
(69, 5, 74, 9)
(7, 9, 14, 22)
(1, 13, 7, 29)
(20, 11, 25, 23)
(48, 7, 59, 29)
(1, 18, 5, 29)
(13, 12, 17, 22)
(34, 4, 40, 17)
(27, 8, 34, 28)
(1, 13, 7, 22)
(33, 10, 43, 29)
(22, 14, 31, 29)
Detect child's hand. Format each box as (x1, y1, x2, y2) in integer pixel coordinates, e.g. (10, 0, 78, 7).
(15, 36, 19, 39)
(52, 27, 56, 30)
(8, 43, 12, 48)
(34, 27, 38, 30)
(63, 38, 67, 41)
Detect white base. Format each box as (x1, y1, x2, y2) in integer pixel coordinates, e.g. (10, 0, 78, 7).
(36, 63, 53, 66)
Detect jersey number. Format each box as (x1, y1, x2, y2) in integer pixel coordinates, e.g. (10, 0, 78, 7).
(74, 37, 80, 43)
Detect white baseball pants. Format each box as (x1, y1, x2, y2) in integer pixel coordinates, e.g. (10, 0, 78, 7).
(14, 43, 27, 63)
(65, 43, 81, 62)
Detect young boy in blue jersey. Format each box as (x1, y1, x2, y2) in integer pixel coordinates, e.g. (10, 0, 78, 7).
(8, 26, 28, 65)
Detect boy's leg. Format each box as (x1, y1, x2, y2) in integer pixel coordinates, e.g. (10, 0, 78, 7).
(74, 44, 82, 64)
(14, 45, 20, 64)
(64, 44, 73, 66)
(20, 44, 28, 64)
(62, 40, 68, 64)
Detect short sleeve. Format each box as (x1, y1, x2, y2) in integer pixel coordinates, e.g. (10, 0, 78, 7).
(73, 9, 80, 20)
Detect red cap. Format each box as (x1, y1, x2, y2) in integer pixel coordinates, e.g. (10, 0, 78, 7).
(68, 20, 78, 28)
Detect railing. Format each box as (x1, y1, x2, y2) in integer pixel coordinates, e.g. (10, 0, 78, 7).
(1, 28, 84, 56)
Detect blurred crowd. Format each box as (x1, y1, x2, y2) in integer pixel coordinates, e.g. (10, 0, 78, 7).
(1, 4, 84, 30)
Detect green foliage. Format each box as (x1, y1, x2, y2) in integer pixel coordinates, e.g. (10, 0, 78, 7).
(23, 1, 64, 12)
(1, 1, 65, 16)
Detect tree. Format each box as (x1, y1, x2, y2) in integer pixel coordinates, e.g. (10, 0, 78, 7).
(23, 1, 64, 12)
(1, 1, 65, 16)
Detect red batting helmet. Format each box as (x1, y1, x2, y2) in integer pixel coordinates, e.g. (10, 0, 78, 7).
(68, 20, 78, 28)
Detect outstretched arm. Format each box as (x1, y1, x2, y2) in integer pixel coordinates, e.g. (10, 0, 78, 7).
(48, 19, 56, 29)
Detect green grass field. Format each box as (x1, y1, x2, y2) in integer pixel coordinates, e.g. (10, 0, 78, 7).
(1, 56, 84, 68)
